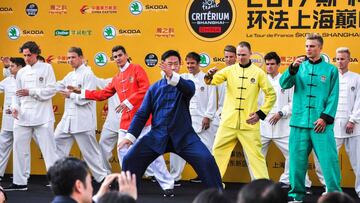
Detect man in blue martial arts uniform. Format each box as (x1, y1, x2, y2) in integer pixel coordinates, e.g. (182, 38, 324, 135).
(118, 50, 222, 189)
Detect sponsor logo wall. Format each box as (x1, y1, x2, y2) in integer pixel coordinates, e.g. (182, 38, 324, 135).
(0, 0, 359, 187)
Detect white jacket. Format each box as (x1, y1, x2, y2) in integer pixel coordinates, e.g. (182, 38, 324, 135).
(12, 61, 56, 126)
(182, 71, 217, 133)
(259, 73, 293, 138)
(334, 71, 360, 138)
(96, 77, 121, 132)
(56, 64, 97, 133)
(0, 76, 16, 131)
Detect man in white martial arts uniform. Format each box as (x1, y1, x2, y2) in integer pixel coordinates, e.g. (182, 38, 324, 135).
(96, 77, 121, 174)
(54, 47, 107, 183)
(169, 52, 217, 184)
(213, 45, 237, 128)
(259, 52, 313, 193)
(5, 41, 59, 191)
(314, 47, 360, 197)
(0, 58, 28, 181)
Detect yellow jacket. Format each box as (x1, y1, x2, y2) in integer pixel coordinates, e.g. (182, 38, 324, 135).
(205, 63, 276, 130)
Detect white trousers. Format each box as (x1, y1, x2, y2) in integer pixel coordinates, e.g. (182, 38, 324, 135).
(99, 127, 118, 174)
(118, 126, 174, 190)
(13, 122, 58, 185)
(261, 136, 312, 187)
(54, 128, 107, 183)
(169, 127, 215, 181)
(314, 136, 360, 196)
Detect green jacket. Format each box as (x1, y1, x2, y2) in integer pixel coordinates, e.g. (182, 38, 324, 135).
(279, 58, 339, 129)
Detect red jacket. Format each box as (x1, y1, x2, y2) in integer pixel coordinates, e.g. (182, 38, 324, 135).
(85, 63, 151, 130)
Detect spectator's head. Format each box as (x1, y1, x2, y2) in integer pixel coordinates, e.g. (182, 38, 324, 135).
(193, 188, 231, 203)
(47, 157, 93, 203)
(19, 41, 41, 66)
(237, 179, 274, 203)
(261, 183, 287, 203)
(161, 50, 181, 73)
(0, 186, 7, 203)
(317, 192, 355, 203)
(98, 191, 136, 203)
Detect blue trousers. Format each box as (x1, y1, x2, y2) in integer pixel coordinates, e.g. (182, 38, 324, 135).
(122, 134, 222, 189)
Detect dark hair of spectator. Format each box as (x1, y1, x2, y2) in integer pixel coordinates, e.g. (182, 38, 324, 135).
(98, 191, 136, 203)
(186, 52, 200, 63)
(264, 52, 281, 65)
(47, 157, 90, 196)
(193, 188, 231, 203)
(68, 47, 83, 57)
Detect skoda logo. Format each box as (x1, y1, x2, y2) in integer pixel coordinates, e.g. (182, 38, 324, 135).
(94, 52, 108, 67)
(103, 26, 116, 40)
(129, 1, 143, 15)
(7, 26, 20, 40)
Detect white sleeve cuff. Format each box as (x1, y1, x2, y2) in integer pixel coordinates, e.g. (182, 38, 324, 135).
(124, 132, 137, 143)
(167, 72, 180, 86)
(349, 117, 357, 124)
(29, 89, 36, 97)
(80, 89, 86, 99)
(123, 99, 134, 110)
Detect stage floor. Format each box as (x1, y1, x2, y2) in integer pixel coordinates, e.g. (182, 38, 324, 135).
(1, 175, 359, 203)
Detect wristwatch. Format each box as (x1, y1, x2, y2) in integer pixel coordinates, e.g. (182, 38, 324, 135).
(278, 111, 284, 117)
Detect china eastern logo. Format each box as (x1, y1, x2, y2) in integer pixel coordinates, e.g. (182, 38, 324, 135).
(186, 0, 236, 42)
(199, 53, 210, 67)
(7, 26, 20, 40)
(129, 1, 143, 15)
(103, 26, 116, 40)
(94, 52, 108, 67)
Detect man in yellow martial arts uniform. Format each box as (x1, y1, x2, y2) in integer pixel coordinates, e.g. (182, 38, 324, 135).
(204, 41, 276, 180)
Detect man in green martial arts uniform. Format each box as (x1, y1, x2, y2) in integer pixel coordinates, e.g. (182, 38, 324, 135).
(280, 33, 341, 202)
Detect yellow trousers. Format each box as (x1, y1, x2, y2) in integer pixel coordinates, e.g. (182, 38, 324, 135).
(212, 126, 269, 179)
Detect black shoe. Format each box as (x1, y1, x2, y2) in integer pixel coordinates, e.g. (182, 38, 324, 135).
(150, 176, 157, 183)
(280, 182, 290, 189)
(3, 183, 28, 191)
(163, 189, 174, 197)
(189, 176, 202, 183)
(305, 187, 312, 195)
(174, 180, 181, 187)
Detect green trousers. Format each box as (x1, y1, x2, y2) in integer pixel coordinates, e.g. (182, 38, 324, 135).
(289, 126, 342, 201)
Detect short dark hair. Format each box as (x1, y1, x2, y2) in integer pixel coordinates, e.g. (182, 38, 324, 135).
(318, 192, 355, 203)
(261, 183, 287, 203)
(186, 52, 200, 63)
(193, 188, 231, 203)
(264, 52, 281, 65)
(19, 41, 41, 55)
(237, 179, 274, 203)
(161, 50, 181, 62)
(68, 47, 83, 57)
(224, 45, 236, 54)
(47, 157, 90, 196)
(98, 191, 136, 203)
(10, 57, 26, 67)
(238, 41, 251, 52)
(112, 45, 127, 54)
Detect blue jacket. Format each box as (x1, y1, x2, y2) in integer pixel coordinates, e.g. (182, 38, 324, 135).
(51, 196, 78, 203)
(127, 73, 201, 154)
